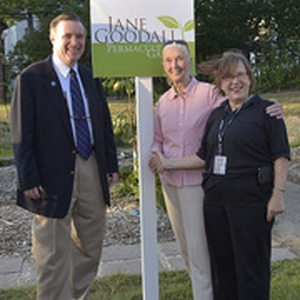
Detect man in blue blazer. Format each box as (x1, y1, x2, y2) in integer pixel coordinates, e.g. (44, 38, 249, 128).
(10, 12, 118, 299)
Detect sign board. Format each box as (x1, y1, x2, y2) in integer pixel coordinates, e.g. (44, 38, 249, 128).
(90, 1, 195, 298)
(90, 0, 195, 77)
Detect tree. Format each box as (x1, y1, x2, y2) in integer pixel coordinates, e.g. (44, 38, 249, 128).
(194, 0, 300, 60)
(193, 0, 300, 91)
(195, 0, 269, 60)
(1, 0, 57, 33)
(2, 0, 91, 82)
(2, 0, 300, 91)
(268, 0, 300, 40)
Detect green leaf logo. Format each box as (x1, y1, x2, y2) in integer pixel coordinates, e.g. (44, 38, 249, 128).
(183, 20, 194, 32)
(157, 16, 180, 29)
(157, 16, 194, 39)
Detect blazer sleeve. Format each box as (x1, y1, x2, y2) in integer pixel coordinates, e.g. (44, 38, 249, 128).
(10, 72, 41, 191)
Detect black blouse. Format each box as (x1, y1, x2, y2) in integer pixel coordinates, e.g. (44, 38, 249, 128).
(197, 94, 290, 180)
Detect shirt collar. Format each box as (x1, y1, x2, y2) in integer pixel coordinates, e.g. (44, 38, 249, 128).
(169, 77, 198, 101)
(52, 54, 79, 78)
(221, 94, 256, 109)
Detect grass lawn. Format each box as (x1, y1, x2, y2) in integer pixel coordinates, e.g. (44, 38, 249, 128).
(0, 259, 300, 299)
(261, 90, 300, 147)
(262, 90, 300, 116)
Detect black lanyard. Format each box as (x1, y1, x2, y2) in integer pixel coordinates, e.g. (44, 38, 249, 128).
(217, 103, 243, 155)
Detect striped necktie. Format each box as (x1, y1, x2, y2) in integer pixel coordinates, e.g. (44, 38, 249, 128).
(70, 68, 92, 160)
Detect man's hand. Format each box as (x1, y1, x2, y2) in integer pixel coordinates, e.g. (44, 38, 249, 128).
(107, 173, 118, 187)
(24, 186, 46, 200)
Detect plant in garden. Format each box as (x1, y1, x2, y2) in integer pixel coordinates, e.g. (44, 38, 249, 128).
(254, 38, 300, 92)
(0, 103, 12, 158)
(111, 163, 166, 211)
(111, 77, 137, 166)
(112, 109, 136, 146)
(111, 164, 139, 199)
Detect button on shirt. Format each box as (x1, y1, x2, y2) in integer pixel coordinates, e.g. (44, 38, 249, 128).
(52, 55, 94, 145)
(151, 77, 225, 187)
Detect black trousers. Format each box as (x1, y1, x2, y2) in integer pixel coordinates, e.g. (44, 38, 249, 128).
(204, 175, 274, 300)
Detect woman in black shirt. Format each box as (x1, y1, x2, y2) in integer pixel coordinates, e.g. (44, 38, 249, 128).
(152, 50, 290, 300)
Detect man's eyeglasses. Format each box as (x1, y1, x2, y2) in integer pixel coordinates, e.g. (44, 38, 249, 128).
(163, 40, 189, 48)
(222, 71, 248, 82)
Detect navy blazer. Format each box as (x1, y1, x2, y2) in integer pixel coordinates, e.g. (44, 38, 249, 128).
(10, 56, 118, 218)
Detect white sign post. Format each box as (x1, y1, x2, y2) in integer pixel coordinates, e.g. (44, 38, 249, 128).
(90, 1, 194, 298)
(136, 77, 158, 299)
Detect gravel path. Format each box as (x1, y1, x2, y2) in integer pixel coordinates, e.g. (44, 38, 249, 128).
(0, 163, 174, 259)
(1, 147, 299, 258)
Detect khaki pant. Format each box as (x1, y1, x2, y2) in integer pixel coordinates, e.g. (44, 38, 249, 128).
(32, 153, 106, 300)
(163, 184, 213, 300)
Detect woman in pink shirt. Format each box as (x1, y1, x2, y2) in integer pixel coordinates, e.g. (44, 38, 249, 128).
(149, 40, 282, 300)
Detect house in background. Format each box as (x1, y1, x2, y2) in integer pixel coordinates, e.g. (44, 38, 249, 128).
(1, 20, 29, 57)
(1, 22, 28, 102)
(0, 18, 38, 102)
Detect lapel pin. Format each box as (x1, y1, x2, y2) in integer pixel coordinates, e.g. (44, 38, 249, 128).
(51, 81, 56, 87)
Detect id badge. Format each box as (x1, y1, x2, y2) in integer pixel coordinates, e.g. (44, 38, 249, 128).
(213, 155, 227, 175)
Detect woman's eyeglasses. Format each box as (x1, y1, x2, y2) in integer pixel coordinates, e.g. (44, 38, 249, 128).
(222, 71, 248, 82)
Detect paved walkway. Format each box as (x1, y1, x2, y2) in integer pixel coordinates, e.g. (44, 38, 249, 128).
(0, 181, 299, 290)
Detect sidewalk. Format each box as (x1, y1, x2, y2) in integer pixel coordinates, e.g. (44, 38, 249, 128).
(0, 181, 299, 290)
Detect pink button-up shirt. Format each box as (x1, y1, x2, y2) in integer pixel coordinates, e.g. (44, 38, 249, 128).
(151, 77, 225, 187)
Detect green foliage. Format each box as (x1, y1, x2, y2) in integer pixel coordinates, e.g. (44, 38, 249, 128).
(265, 0, 300, 40)
(105, 76, 167, 105)
(103, 77, 135, 101)
(1, 0, 90, 26)
(0, 104, 12, 157)
(195, 0, 265, 60)
(194, 0, 300, 93)
(2, 0, 300, 93)
(108, 78, 137, 159)
(111, 105, 136, 148)
(112, 164, 139, 199)
(111, 164, 165, 211)
(6, 28, 51, 81)
(194, 0, 300, 60)
(0, 121, 12, 157)
(254, 39, 300, 92)
(155, 173, 166, 211)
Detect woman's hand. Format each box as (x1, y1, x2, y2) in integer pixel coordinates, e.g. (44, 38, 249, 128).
(267, 157, 289, 221)
(148, 151, 165, 173)
(266, 98, 284, 119)
(266, 189, 285, 222)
